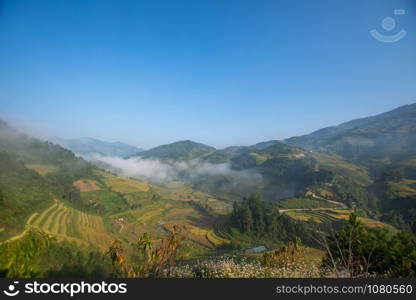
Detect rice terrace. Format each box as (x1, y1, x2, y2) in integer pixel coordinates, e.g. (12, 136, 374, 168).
(1, 0, 416, 284)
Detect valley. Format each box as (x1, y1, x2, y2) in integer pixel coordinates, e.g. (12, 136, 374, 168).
(1, 103, 416, 278)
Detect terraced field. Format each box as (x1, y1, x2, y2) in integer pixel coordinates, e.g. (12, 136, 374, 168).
(283, 209, 397, 232)
(96, 170, 150, 193)
(27, 201, 117, 251)
(388, 179, 416, 198)
(163, 220, 229, 248)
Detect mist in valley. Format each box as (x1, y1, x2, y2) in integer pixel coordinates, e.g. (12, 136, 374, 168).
(91, 154, 264, 197)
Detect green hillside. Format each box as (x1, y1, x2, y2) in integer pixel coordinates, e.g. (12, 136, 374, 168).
(0, 121, 235, 263)
(192, 140, 377, 214)
(0, 152, 55, 239)
(284, 103, 416, 174)
(130, 140, 215, 161)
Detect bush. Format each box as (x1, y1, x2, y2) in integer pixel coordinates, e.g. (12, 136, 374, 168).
(323, 213, 416, 277)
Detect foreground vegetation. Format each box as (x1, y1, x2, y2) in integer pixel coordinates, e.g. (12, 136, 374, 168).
(1, 213, 415, 278)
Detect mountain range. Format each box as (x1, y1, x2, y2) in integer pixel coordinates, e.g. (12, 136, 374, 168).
(285, 103, 416, 174)
(1, 103, 416, 277)
(99, 103, 416, 226)
(49, 137, 143, 158)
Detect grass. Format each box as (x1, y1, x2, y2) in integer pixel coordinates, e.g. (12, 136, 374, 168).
(24, 164, 57, 176)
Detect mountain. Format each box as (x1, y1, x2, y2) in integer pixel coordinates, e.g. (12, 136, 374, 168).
(0, 121, 229, 244)
(0, 120, 237, 277)
(204, 140, 281, 164)
(130, 140, 216, 161)
(49, 137, 143, 158)
(191, 139, 378, 212)
(284, 103, 416, 174)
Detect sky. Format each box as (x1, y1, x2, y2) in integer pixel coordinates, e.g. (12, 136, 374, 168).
(0, 0, 415, 149)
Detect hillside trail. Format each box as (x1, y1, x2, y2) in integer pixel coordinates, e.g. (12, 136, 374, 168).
(307, 191, 348, 209)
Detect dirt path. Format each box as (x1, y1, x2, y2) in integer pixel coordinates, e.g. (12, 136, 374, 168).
(306, 191, 348, 209)
(324, 199, 347, 209)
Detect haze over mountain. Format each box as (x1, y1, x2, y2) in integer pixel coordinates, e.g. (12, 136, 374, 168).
(88, 103, 416, 218)
(49, 137, 143, 158)
(284, 103, 416, 173)
(129, 140, 215, 161)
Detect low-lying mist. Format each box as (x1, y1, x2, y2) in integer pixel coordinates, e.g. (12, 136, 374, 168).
(91, 155, 263, 195)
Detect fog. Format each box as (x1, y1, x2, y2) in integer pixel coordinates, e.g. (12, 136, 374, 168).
(92, 155, 263, 186)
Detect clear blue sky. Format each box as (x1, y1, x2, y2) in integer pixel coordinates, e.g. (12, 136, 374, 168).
(0, 0, 415, 149)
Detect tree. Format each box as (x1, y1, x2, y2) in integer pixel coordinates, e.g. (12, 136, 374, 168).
(239, 205, 253, 232)
(322, 213, 416, 277)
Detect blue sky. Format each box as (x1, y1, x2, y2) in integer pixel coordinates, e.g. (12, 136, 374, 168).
(0, 0, 415, 149)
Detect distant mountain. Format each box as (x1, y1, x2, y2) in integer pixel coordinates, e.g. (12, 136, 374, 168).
(130, 140, 215, 161)
(204, 140, 281, 163)
(193, 139, 377, 210)
(50, 137, 143, 158)
(284, 103, 416, 173)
